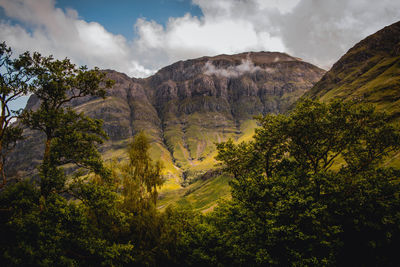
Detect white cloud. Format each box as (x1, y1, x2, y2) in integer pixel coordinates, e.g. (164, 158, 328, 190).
(255, 0, 300, 13)
(132, 0, 400, 71)
(0, 0, 400, 79)
(0, 0, 152, 77)
(274, 0, 400, 69)
(203, 56, 264, 78)
(132, 13, 285, 70)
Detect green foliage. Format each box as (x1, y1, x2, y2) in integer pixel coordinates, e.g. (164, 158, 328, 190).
(19, 53, 113, 197)
(155, 205, 223, 267)
(104, 132, 166, 265)
(0, 181, 135, 266)
(120, 132, 164, 211)
(0, 49, 140, 265)
(0, 49, 140, 266)
(0, 130, 171, 266)
(212, 99, 400, 265)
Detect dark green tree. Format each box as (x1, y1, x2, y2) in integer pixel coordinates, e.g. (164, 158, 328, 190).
(0, 51, 139, 265)
(20, 53, 114, 197)
(0, 42, 33, 187)
(214, 99, 400, 265)
(0, 178, 135, 266)
(155, 205, 223, 267)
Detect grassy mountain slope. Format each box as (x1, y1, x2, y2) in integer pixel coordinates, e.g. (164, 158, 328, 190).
(307, 20, 400, 168)
(307, 20, 400, 120)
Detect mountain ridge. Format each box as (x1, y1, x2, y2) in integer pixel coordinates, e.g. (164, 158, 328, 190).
(307, 20, 400, 121)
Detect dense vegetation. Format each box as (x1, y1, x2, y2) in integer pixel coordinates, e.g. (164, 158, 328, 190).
(1, 44, 400, 266)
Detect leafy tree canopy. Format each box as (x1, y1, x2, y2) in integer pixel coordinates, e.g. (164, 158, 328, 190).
(19, 52, 114, 197)
(213, 99, 400, 266)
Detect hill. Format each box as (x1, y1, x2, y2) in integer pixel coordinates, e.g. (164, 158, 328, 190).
(307, 20, 400, 120)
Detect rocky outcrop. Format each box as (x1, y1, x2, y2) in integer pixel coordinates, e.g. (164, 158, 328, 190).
(6, 51, 325, 180)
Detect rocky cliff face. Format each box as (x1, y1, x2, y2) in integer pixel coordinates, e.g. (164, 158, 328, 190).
(7, 51, 325, 184)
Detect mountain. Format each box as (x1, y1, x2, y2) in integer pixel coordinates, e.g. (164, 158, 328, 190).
(6, 51, 325, 210)
(307, 20, 400, 120)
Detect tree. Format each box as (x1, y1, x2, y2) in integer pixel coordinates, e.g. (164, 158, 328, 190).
(0, 42, 33, 187)
(0, 52, 140, 265)
(120, 132, 164, 211)
(20, 53, 114, 197)
(214, 99, 400, 265)
(156, 205, 223, 267)
(0, 50, 150, 265)
(217, 99, 400, 205)
(0, 177, 135, 266)
(105, 132, 165, 265)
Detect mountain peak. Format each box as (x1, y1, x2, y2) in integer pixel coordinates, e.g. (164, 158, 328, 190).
(149, 51, 322, 85)
(196, 51, 301, 64)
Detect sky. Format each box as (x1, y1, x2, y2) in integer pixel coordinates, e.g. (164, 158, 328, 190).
(1, 0, 400, 80)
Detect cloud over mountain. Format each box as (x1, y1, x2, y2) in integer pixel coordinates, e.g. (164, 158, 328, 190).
(203, 57, 265, 78)
(1, 0, 399, 77)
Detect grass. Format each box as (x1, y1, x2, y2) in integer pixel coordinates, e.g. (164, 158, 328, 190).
(320, 56, 400, 104)
(310, 44, 400, 167)
(157, 173, 232, 212)
(156, 117, 258, 210)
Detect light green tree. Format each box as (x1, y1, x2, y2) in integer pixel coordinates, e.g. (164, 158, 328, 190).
(120, 131, 164, 212)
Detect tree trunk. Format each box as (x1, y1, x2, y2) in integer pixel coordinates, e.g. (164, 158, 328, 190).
(43, 138, 52, 163)
(0, 102, 5, 188)
(0, 152, 5, 188)
(40, 137, 53, 198)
